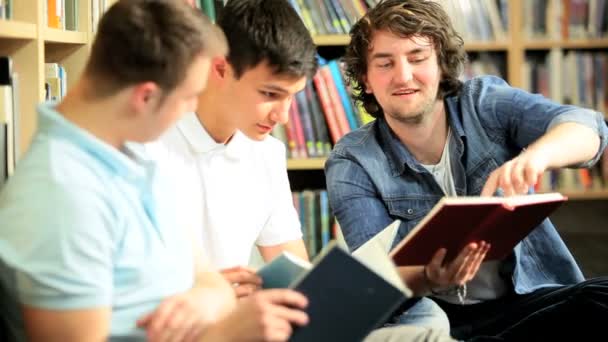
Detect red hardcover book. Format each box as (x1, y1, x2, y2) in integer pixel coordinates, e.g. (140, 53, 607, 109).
(389, 193, 567, 266)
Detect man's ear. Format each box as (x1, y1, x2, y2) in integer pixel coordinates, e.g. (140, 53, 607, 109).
(211, 56, 229, 80)
(130, 81, 161, 115)
(362, 75, 373, 94)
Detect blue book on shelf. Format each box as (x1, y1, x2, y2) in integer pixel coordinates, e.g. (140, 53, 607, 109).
(328, 60, 358, 130)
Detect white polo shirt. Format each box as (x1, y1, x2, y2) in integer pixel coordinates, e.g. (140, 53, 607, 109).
(148, 112, 302, 270)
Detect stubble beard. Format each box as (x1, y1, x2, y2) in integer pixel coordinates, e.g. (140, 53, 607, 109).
(387, 96, 436, 126)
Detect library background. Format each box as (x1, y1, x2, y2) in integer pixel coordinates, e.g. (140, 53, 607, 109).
(0, 0, 606, 275)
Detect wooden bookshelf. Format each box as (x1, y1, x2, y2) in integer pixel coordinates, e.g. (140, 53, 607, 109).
(0, 20, 37, 40)
(43, 28, 88, 44)
(0, 0, 120, 155)
(524, 38, 608, 50)
(313, 34, 350, 46)
(559, 190, 608, 201)
(315, 34, 512, 52)
(287, 158, 326, 170)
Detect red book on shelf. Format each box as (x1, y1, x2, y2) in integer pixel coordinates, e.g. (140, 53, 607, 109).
(388, 193, 567, 266)
(313, 71, 342, 144)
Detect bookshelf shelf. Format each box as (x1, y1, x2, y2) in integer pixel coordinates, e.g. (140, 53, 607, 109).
(313, 35, 511, 52)
(313, 34, 350, 46)
(287, 158, 326, 170)
(43, 28, 88, 44)
(464, 41, 510, 51)
(559, 190, 608, 201)
(524, 38, 608, 50)
(0, 20, 37, 40)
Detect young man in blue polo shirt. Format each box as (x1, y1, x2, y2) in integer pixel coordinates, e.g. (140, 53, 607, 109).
(0, 1, 314, 341)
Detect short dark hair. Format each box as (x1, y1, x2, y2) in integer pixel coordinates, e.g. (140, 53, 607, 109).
(84, 0, 227, 98)
(218, 0, 318, 79)
(344, 0, 467, 118)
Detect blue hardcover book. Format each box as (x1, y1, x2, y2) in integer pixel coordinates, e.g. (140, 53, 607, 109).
(257, 239, 411, 342)
(328, 60, 358, 130)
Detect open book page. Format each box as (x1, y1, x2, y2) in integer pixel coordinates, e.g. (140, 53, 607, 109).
(257, 251, 311, 289)
(355, 219, 401, 254)
(352, 238, 412, 297)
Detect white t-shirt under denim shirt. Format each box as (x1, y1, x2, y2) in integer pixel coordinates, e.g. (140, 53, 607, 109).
(147, 112, 302, 270)
(421, 128, 508, 304)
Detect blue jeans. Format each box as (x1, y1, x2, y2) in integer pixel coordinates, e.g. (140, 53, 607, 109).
(385, 297, 451, 332)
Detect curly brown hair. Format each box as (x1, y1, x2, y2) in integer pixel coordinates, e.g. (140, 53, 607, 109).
(344, 0, 467, 118)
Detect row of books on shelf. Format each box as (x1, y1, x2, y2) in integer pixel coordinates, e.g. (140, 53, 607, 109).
(293, 189, 338, 258)
(272, 58, 371, 159)
(438, 0, 509, 42)
(45, 0, 79, 31)
(291, 0, 509, 42)
(523, 50, 608, 115)
(0, 56, 18, 190)
(524, 0, 608, 39)
(288, 0, 368, 36)
(45, 63, 67, 102)
(536, 150, 608, 192)
(0, 0, 12, 20)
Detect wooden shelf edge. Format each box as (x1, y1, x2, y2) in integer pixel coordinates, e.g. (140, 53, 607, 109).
(313, 34, 350, 46)
(524, 38, 608, 49)
(557, 190, 608, 201)
(43, 28, 87, 44)
(313, 34, 510, 51)
(464, 41, 510, 51)
(0, 20, 37, 40)
(287, 158, 327, 170)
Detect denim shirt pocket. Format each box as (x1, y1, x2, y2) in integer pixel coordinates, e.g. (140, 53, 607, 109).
(385, 197, 436, 249)
(467, 157, 501, 195)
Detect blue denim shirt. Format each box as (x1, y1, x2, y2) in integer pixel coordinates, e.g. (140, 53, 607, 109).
(326, 76, 608, 294)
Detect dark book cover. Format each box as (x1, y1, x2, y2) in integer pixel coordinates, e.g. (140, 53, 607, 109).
(290, 246, 407, 342)
(390, 193, 567, 266)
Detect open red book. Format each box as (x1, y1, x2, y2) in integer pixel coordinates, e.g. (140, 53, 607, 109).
(388, 193, 567, 266)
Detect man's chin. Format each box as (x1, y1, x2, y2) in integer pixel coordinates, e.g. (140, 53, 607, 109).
(242, 129, 269, 141)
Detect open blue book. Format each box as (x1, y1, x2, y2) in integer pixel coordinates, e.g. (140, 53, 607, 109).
(256, 225, 410, 342)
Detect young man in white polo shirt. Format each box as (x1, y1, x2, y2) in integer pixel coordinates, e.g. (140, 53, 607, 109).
(149, 0, 317, 297)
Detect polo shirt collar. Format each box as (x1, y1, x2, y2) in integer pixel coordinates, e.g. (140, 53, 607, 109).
(37, 102, 154, 184)
(176, 112, 246, 160)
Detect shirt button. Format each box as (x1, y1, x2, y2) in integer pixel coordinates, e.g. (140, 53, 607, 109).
(407, 208, 414, 214)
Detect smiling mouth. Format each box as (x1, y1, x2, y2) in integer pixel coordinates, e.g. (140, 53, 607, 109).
(392, 89, 418, 96)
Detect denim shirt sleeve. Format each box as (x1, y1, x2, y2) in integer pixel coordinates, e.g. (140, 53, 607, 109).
(469, 76, 608, 167)
(546, 112, 608, 168)
(325, 152, 395, 251)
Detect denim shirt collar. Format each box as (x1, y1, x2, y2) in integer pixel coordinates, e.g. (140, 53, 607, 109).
(378, 97, 466, 178)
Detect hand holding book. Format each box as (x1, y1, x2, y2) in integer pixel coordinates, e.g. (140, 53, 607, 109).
(368, 193, 567, 267)
(220, 266, 262, 298)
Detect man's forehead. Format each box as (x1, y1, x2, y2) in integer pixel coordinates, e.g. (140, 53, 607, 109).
(368, 32, 434, 55)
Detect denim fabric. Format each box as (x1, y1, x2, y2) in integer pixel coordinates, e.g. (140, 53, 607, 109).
(326, 76, 608, 296)
(385, 297, 450, 331)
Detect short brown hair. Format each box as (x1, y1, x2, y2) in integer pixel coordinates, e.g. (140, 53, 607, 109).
(344, 0, 466, 118)
(218, 0, 317, 79)
(84, 0, 227, 98)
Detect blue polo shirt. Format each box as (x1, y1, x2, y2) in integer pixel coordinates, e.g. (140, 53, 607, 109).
(0, 103, 194, 339)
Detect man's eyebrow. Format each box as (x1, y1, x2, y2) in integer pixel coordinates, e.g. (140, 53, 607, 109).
(260, 84, 289, 94)
(370, 46, 432, 60)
